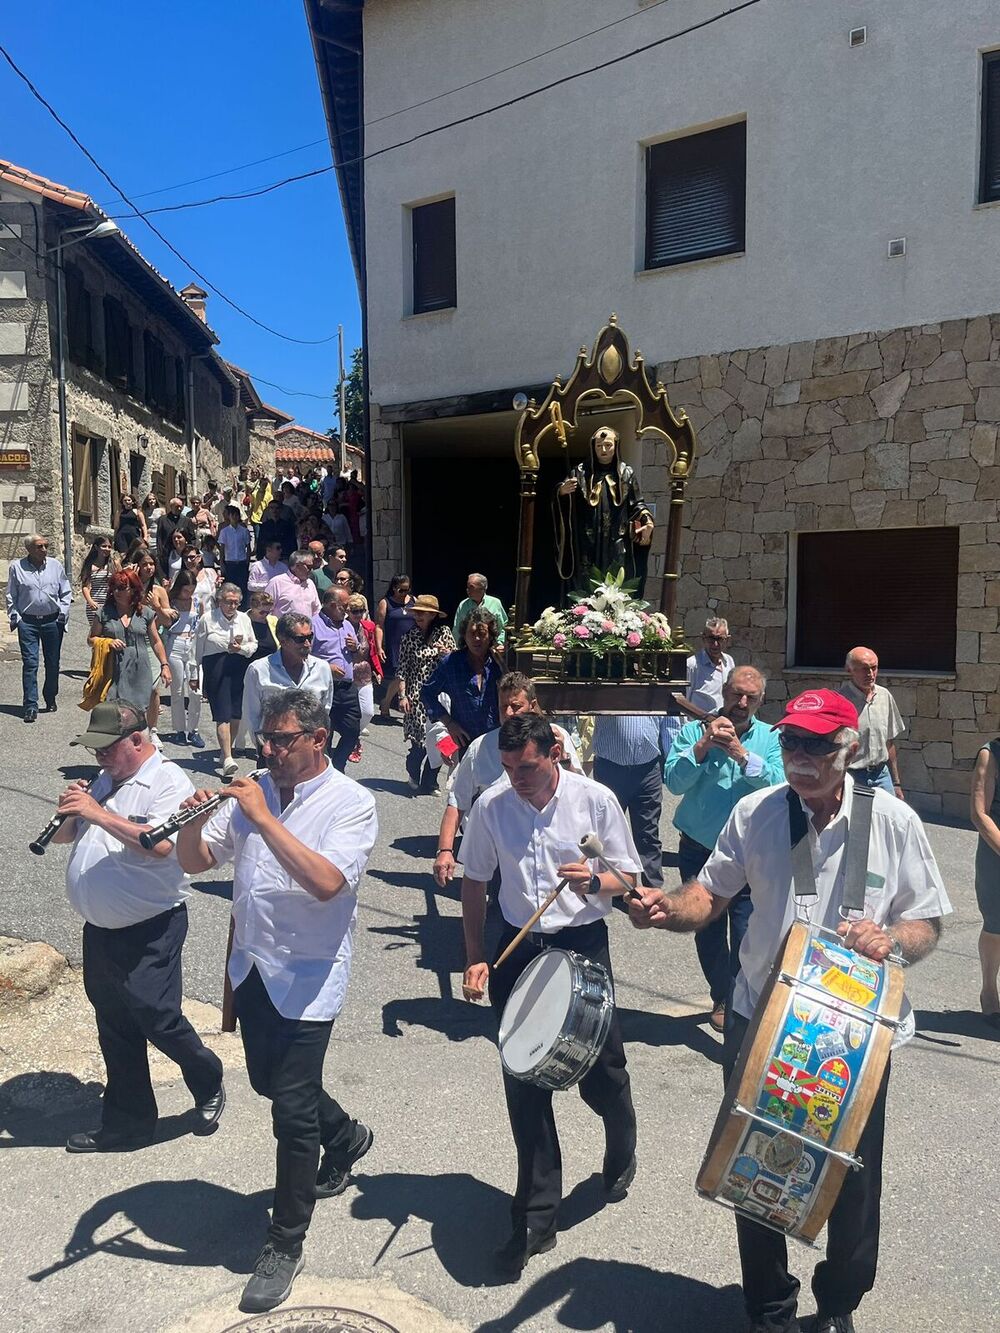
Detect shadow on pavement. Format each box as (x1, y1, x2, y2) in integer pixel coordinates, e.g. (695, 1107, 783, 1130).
(188, 877, 234, 901)
(914, 1007, 1000, 1045)
(382, 994, 495, 1042)
(391, 833, 439, 859)
(350, 1170, 512, 1288)
(360, 776, 421, 797)
(471, 1258, 744, 1331)
(0, 1071, 207, 1150)
(618, 1008, 724, 1065)
(368, 868, 450, 893)
(28, 1180, 271, 1282)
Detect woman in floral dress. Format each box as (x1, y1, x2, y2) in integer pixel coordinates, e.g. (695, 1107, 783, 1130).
(395, 595, 456, 791)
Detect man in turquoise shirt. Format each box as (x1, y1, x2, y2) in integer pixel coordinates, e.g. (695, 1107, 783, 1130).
(664, 665, 783, 1030)
(453, 572, 508, 648)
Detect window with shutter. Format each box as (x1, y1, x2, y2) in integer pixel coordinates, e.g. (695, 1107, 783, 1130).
(794, 527, 958, 672)
(143, 330, 169, 415)
(71, 426, 101, 528)
(981, 52, 1000, 203)
(109, 442, 123, 521)
(64, 265, 92, 368)
(645, 120, 746, 270)
(103, 297, 134, 390)
(412, 197, 456, 314)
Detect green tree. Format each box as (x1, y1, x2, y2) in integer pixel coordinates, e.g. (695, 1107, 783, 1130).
(343, 346, 364, 446)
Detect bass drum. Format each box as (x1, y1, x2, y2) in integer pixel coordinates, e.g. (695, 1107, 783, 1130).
(697, 921, 904, 1243)
(499, 948, 614, 1091)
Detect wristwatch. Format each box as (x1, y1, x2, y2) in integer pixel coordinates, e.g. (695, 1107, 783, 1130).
(587, 873, 602, 895)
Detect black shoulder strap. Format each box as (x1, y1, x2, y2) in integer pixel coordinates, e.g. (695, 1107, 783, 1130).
(842, 784, 876, 913)
(786, 787, 817, 900)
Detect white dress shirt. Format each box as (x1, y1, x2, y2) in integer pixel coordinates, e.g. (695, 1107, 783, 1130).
(461, 768, 642, 932)
(193, 608, 257, 662)
(65, 753, 194, 928)
(242, 650, 335, 735)
(448, 724, 583, 811)
(700, 776, 952, 1045)
(686, 648, 735, 713)
(201, 763, 379, 1020)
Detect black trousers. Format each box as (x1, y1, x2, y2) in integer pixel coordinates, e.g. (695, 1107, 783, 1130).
(489, 918, 636, 1236)
(723, 1012, 890, 1327)
(82, 905, 223, 1132)
(593, 755, 663, 887)
(329, 679, 362, 771)
(235, 964, 357, 1254)
(678, 833, 753, 1006)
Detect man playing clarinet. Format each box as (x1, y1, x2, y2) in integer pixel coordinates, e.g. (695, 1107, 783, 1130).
(176, 687, 378, 1315)
(630, 689, 951, 1333)
(461, 712, 642, 1278)
(52, 700, 226, 1151)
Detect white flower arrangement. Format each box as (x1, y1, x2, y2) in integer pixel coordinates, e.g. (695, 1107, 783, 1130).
(528, 567, 672, 655)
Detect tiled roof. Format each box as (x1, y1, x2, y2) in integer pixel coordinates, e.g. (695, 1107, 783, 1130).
(276, 444, 337, 462)
(0, 159, 90, 210)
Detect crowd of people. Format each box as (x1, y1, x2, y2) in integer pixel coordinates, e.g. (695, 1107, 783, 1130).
(5, 529, 997, 1330)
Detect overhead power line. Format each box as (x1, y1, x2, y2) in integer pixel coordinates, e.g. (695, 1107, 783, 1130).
(0, 43, 338, 346)
(109, 163, 336, 220)
(98, 138, 329, 208)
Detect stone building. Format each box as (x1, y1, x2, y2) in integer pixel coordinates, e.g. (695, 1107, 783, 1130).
(275, 423, 365, 480)
(307, 1, 1000, 815)
(0, 160, 275, 578)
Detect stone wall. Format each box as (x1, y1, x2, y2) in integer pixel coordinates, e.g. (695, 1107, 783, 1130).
(657, 314, 1000, 818)
(369, 405, 403, 593)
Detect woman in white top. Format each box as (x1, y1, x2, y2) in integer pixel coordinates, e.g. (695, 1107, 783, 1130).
(181, 546, 221, 616)
(194, 582, 257, 780)
(163, 570, 204, 748)
(129, 549, 172, 745)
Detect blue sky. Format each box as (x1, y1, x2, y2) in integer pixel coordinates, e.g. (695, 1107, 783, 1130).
(3, 2, 359, 432)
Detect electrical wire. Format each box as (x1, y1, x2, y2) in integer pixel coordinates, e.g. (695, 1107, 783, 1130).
(109, 163, 335, 221)
(98, 138, 328, 207)
(0, 43, 339, 346)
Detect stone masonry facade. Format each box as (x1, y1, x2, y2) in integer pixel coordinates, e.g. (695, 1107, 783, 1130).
(655, 313, 1000, 819)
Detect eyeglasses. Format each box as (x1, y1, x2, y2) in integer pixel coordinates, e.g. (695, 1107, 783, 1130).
(704, 633, 728, 643)
(255, 729, 308, 751)
(287, 632, 314, 645)
(335, 574, 351, 583)
(778, 733, 842, 756)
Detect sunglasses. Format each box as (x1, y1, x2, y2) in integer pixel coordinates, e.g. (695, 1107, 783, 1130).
(778, 733, 842, 756)
(704, 634, 728, 643)
(287, 632, 314, 645)
(255, 729, 308, 751)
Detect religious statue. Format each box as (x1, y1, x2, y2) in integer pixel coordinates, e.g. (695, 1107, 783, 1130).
(555, 426, 654, 595)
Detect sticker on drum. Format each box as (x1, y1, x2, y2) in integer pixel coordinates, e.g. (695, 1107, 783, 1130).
(847, 1019, 867, 1050)
(762, 1131, 802, 1176)
(792, 996, 821, 1025)
(768, 1201, 803, 1228)
(765, 1095, 796, 1126)
(816, 1057, 851, 1103)
(764, 1059, 819, 1110)
(804, 1093, 840, 1140)
(750, 1178, 781, 1205)
(744, 1130, 771, 1161)
(821, 966, 877, 1008)
(850, 959, 879, 991)
(813, 1028, 848, 1062)
(780, 1032, 813, 1068)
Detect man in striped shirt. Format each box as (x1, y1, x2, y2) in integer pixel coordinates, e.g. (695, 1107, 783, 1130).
(592, 714, 675, 891)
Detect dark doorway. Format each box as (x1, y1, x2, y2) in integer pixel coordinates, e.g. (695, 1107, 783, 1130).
(408, 455, 520, 612)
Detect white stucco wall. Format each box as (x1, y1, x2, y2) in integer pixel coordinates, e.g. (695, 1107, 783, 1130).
(362, 0, 1000, 405)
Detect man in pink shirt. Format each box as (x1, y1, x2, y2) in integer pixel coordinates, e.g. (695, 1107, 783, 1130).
(266, 550, 320, 619)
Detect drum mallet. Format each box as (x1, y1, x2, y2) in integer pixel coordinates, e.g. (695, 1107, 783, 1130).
(579, 832, 643, 901)
(493, 877, 570, 968)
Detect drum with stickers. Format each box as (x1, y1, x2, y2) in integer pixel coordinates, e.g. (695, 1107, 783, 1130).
(696, 920, 904, 1243)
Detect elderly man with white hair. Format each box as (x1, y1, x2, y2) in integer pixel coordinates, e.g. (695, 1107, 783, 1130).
(5, 533, 72, 722)
(631, 688, 950, 1333)
(839, 646, 906, 798)
(453, 573, 509, 648)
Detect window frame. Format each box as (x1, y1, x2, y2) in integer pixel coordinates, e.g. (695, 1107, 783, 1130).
(980, 50, 1000, 204)
(71, 425, 100, 528)
(410, 195, 457, 315)
(643, 119, 747, 272)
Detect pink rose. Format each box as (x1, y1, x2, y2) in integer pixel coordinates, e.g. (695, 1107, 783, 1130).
(601, 619, 615, 633)
(656, 626, 668, 639)
(640, 612, 651, 623)
(572, 604, 588, 617)
(553, 632, 567, 648)
(572, 625, 590, 639)
(626, 631, 641, 648)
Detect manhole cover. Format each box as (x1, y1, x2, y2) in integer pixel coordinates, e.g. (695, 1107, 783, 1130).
(223, 1310, 401, 1333)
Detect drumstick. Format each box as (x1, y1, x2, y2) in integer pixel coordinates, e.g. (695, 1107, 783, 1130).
(578, 833, 643, 900)
(493, 877, 570, 968)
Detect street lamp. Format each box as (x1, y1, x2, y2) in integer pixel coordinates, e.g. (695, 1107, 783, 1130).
(47, 218, 119, 571)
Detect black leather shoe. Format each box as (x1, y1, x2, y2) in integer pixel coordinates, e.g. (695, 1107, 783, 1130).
(43, 700, 57, 713)
(23, 707, 37, 723)
(750, 1322, 800, 1333)
(66, 1126, 155, 1153)
(316, 1121, 374, 1198)
(240, 1243, 304, 1313)
(494, 1226, 557, 1277)
(814, 1316, 856, 1333)
(193, 1083, 225, 1132)
(603, 1153, 637, 1201)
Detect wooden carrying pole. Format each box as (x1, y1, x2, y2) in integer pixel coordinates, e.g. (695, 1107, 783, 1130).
(494, 878, 569, 968)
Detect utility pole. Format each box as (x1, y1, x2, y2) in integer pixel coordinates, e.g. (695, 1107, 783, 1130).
(337, 325, 347, 475)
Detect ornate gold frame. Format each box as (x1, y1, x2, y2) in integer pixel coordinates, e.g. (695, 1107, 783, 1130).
(511, 314, 697, 630)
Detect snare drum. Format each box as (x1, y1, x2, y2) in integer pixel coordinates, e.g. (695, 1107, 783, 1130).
(697, 921, 904, 1243)
(498, 948, 614, 1091)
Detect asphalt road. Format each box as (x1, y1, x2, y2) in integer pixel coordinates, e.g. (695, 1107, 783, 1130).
(0, 621, 997, 1332)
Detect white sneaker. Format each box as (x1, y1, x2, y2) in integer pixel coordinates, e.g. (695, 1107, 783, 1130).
(221, 758, 239, 783)
(361, 727, 370, 738)
(150, 728, 162, 750)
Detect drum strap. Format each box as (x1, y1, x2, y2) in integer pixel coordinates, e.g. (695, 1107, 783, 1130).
(786, 783, 875, 911)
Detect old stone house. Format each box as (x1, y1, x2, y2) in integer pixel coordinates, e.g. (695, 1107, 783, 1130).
(0, 161, 275, 579)
(306, 1, 1000, 816)
(275, 422, 366, 480)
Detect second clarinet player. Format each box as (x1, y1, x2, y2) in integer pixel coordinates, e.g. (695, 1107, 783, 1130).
(50, 700, 226, 1151)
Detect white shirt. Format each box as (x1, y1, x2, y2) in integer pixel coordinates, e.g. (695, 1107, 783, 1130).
(248, 557, 289, 591)
(461, 768, 642, 932)
(194, 608, 257, 662)
(839, 682, 906, 768)
(218, 524, 252, 562)
(700, 777, 952, 1045)
(322, 512, 353, 545)
(202, 763, 378, 1020)
(448, 724, 583, 812)
(65, 753, 194, 929)
(686, 648, 735, 713)
(242, 650, 335, 735)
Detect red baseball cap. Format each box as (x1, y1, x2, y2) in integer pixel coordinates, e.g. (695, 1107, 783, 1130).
(773, 689, 859, 736)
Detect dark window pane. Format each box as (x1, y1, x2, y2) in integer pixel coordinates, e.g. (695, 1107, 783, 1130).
(981, 53, 1000, 203)
(412, 197, 456, 313)
(795, 527, 958, 672)
(646, 121, 746, 270)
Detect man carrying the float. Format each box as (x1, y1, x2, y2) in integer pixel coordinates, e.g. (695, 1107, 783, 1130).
(630, 689, 950, 1333)
(461, 712, 641, 1279)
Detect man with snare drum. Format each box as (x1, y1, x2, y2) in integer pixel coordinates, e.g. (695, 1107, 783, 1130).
(461, 713, 641, 1278)
(630, 689, 950, 1333)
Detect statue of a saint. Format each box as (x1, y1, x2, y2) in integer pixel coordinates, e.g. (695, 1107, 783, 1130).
(556, 426, 654, 594)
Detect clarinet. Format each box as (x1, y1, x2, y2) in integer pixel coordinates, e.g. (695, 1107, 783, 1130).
(138, 771, 265, 849)
(29, 780, 93, 856)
